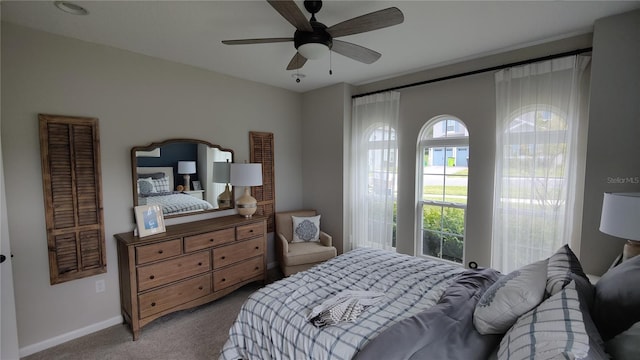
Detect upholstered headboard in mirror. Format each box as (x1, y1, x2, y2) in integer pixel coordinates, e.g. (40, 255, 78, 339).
(131, 139, 234, 219)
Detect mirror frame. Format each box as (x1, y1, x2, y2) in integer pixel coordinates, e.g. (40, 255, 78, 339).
(131, 138, 234, 219)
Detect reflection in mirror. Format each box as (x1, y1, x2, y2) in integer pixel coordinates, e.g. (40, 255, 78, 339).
(131, 139, 234, 219)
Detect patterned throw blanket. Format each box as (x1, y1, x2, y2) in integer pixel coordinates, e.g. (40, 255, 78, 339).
(307, 290, 385, 328)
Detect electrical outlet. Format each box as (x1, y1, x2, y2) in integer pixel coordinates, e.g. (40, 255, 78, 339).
(95, 279, 105, 293)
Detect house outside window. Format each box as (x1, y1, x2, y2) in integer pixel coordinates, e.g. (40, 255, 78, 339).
(417, 116, 469, 263)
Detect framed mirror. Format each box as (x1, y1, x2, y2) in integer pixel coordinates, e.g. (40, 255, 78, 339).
(131, 139, 234, 219)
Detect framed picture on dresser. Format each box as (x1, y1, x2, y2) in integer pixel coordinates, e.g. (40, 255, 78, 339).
(134, 204, 166, 237)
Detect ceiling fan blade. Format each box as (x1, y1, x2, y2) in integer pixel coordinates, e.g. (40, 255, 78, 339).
(286, 52, 308, 70)
(222, 37, 293, 45)
(331, 40, 381, 64)
(327, 7, 404, 38)
(267, 0, 313, 32)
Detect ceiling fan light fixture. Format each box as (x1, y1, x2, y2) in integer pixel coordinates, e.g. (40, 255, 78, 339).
(297, 43, 329, 60)
(54, 1, 89, 15)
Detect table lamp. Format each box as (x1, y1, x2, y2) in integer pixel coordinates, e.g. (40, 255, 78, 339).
(599, 192, 640, 261)
(230, 163, 262, 218)
(213, 160, 232, 208)
(177, 161, 196, 191)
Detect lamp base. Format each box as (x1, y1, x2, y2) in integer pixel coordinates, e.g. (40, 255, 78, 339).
(217, 184, 232, 208)
(182, 174, 191, 191)
(622, 240, 640, 261)
(236, 187, 257, 218)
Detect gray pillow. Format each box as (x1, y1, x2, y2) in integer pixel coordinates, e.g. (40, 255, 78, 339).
(593, 255, 640, 341)
(606, 321, 640, 360)
(138, 179, 155, 195)
(138, 172, 166, 179)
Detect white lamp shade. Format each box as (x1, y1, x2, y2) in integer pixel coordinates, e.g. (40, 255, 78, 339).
(599, 192, 640, 241)
(212, 162, 230, 183)
(177, 161, 196, 174)
(297, 43, 329, 60)
(230, 163, 262, 187)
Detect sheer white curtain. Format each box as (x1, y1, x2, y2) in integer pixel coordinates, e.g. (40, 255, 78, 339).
(349, 91, 400, 250)
(492, 55, 590, 272)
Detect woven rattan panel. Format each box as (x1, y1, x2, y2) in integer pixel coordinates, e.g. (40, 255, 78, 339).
(250, 132, 275, 232)
(39, 114, 106, 284)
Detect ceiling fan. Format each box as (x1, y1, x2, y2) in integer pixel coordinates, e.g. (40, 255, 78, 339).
(222, 0, 404, 73)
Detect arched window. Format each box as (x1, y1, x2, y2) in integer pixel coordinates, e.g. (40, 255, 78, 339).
(417, 116, 469, 263)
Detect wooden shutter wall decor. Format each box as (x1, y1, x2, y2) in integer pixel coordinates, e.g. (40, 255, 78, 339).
(39, 114, 106, 285)
(250, 131, 275, 232)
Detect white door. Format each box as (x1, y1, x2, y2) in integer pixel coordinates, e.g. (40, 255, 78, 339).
(0, 134, 20, 359)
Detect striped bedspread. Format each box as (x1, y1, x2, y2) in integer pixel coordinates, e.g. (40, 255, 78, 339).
(219, 247, 465, 360)
(143, 193, 214, 215)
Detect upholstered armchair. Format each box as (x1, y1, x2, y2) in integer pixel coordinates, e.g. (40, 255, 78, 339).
(275, 210, 337, 276)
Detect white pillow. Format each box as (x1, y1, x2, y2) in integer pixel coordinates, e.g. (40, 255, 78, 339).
(497, 280, 589, 360)
(291, 215, 321, 243)
(151, 176, 170, 193)
(474, 259, 548, 334)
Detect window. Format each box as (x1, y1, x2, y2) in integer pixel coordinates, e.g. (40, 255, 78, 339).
(350, 92, 399, 250)
(417, 116, 469, 263)
(492, 55, 590, 273)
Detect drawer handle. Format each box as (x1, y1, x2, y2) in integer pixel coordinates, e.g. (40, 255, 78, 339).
(249, 229, 254, 233)
(221, 256, 226, 260)
(255, 246, 259, 250)
(198, 262, 202, 266)
(255, 266, 259, 270)
(158, 250, 163, 254)
(221, 278, 226, 282)
(151, 302, 156, 307)
(149, 275, 155, 280)
(209, 238, 214, 242)
(198, 286, 203, 290)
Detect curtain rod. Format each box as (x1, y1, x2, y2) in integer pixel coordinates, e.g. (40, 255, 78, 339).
(352, 47, 592, 99)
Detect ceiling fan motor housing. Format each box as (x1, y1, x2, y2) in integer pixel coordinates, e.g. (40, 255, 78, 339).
(294, 21, 332, 50)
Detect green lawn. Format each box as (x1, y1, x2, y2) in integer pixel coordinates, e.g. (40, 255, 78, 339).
(424, 185, 467, 196)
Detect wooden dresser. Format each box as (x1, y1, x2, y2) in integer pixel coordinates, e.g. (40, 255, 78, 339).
(115, 215, 266, 340)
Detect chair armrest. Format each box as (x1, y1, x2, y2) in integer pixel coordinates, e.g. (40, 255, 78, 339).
(319, 231, 332, 247)
(277, 233, 290, 255)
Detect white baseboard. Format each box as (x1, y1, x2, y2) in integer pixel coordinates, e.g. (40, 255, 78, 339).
(19, 315, 123, 358)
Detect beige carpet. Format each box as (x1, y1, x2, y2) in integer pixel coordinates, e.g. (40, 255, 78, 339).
(23, 280, 268, 360)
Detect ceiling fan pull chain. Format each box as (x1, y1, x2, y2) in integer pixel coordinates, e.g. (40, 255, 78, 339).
(329, 50, 333, 75)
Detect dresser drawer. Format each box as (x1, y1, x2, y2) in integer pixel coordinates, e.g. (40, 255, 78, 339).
(236, 222, 264, 241)
(136, 239, 182, 265)
(213, 237, 264, 269)
(214, 256, 263, 291)
(184, 227, 235, 252)
(138, 274, 211, 319)
(137, 251, 211, 291)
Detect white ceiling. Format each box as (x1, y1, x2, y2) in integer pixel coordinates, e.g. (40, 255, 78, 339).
(3, 1, 639, 93)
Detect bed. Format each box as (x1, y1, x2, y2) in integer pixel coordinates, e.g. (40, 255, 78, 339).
(136, 167, 214, 215)
(220, 246, 640, 360)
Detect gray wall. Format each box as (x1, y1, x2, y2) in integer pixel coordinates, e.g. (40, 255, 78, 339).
(301, 83, 353, 254)
(1, 23, 303, 351)
(393, 72, 496, 267)
(580, 10, 640, 275)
